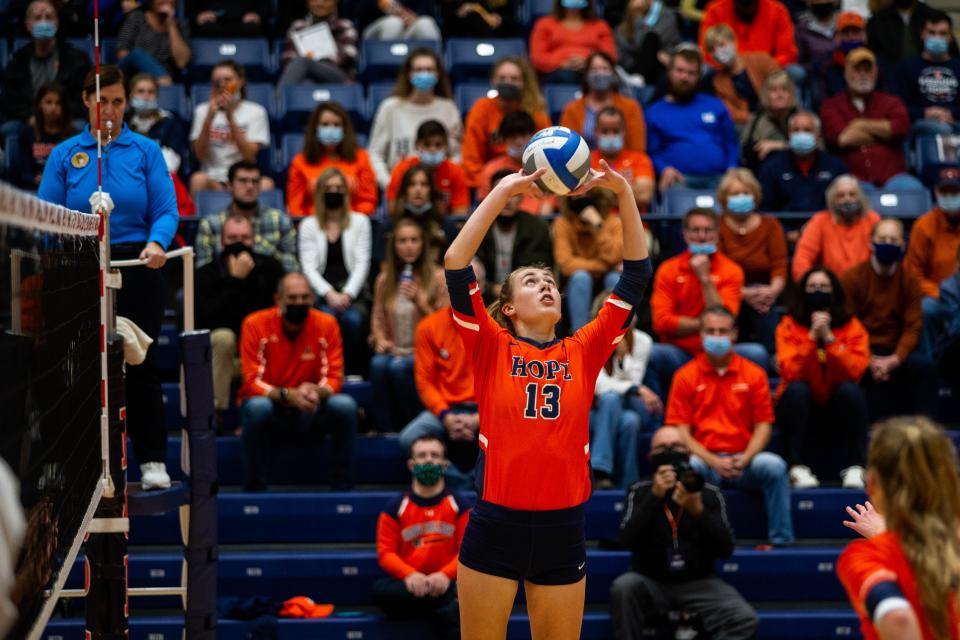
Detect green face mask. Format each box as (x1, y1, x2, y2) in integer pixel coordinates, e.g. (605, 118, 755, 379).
(412, 462, 444, 486)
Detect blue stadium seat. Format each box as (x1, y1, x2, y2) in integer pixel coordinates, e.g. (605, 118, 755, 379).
(194, 189, 286, 217)
(868, 188, 932, 218)
(156, 84, 189, 123)
(445, 38, 527, 82)
(912, 133, 960, 186)
(658, 188, 717, 216)
(455, 83, 497, 115)
(366, 82, 396, 118)
(277, 84, 366, 134)
(526, 0, 555, 21)
(188, 38, 275, 82)
(544, 84, 582, 122)
(275, 132, 305, 175)
(359, 39, 441, 81)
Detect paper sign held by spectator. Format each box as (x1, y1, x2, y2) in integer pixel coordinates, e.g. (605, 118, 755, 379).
(291, 22, 337, 61)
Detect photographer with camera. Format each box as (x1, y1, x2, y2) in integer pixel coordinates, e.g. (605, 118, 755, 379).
(611, 427, 758, 640)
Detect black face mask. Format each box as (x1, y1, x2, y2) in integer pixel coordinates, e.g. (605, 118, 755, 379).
(806, 290, 832, 312)
(324, 191, 345, 209)
(222, 242, 253, 259)
(495, 82, 522, 102)
(284, 303, 309, 325)
(810, 1, 837, 18)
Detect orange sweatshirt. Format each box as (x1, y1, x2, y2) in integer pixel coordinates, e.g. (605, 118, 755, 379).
(462, 97, 552, 186)
(529, 16, 617, 74)
(709, 52, 781, 124)
(560, 93, 646, 152)
(904, 207, 960, 298)
(286, 150, 378, 216)
(376, 489, 469, 580)
(791, 210, 881, 282)
(700, 0, 798, 67)
(414, 307, 476, 416)
(553, 214, 623, 278)
(775, 315, 870, 404)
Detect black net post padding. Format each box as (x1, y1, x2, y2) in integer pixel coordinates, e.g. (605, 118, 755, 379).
(181, 331, 217, 639)
(85, 336, 128, 640)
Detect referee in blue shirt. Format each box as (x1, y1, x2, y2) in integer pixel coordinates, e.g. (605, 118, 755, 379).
(39, 65, 179, 490)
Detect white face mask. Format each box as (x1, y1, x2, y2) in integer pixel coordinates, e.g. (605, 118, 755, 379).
(713, 44, 736, 66)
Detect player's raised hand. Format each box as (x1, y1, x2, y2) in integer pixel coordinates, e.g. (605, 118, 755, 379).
(495, 168, 548, 199)
(570, 159, 629, 196)
(843, 501, 886, 539)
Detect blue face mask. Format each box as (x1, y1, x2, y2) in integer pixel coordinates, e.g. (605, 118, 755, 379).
(418, 149, 446, 166)
(789, 131, 817, 154)
(130, 97, 158, 112)
(924, 36, 949, 55)
(702, 335, 732, 357)
(31, 20, 57, 40)
(938, 193, 960, 212)
(597, 134, 624, 154)
(726, 194, 755, 215)
(840, 39, 866, 54)
(689, 242, 717, 255)
(873, 241, 903, 265)
(410, 71, 438, 91)
(561, 0, 589, 7)
(317, 126, 344, 146)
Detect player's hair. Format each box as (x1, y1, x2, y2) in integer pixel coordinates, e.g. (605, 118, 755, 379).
(392, 47, 453, 99)
(379, 218, 439, 315)
(487, 263, 556, 334)
(312, 167, 352, 229)
(867, 416, 960, 637)
(716, 168, 762, 211)
(409, 434, 446, 457)
(490, 56, 547, 115)
(303, 101, 358, 164)
(83, 65, 124, 97)
(682, 207, 718, 229)
(416, 119, 448, 143)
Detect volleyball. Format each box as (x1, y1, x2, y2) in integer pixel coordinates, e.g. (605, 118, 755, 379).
(522, 126, 591, 195)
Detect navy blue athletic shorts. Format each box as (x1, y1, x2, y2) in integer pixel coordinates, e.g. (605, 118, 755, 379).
(458, 500, 586, 585)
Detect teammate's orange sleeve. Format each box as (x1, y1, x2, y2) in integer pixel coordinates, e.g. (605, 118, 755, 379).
(376, 512, 419, 580)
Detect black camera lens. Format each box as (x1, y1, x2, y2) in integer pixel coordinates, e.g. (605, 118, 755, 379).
(676, 461, 705, 493)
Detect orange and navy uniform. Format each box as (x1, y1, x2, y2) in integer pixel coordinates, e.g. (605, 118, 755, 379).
(445, 258, 652, 511)
(838, 531, 960, 640)
(664, 353, 774, 453)
(386, 156, 471, 213)
(238, 307, 343, 402)
(415, 307, 476, 416)
(376, 488, 471, 580)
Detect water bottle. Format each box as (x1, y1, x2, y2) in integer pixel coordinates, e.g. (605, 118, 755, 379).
(393, 264, 416, 353)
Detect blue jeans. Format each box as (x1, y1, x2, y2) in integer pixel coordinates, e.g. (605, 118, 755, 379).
(118, 47, 171, 79)
(589, 392, 642, 487)
(691, 452, 794, 545)
(645, 342, 769, 400)
(921, 295, 945, 358)
(399, 408, 477, 490)
(566, 270, 621, 332)
(319, 304, 367, 376)
(369, 353, 421, 432)
(240, 394, 357, 491)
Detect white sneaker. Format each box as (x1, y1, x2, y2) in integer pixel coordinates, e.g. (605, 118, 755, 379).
(140, 462, 171, 491)
(841, 465, 865, 489)
(789, 465, 820, 489)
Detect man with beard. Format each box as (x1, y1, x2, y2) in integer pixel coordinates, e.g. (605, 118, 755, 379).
(646, 47, 739, 192)
(194, 160, 299, 271)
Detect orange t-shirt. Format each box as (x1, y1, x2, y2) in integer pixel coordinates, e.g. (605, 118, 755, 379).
(529, 16, 617, 74)
(651, 251, 745, 354)
(791, 210, 881, 282)
(386, 156, 470, 213)
(664, 353, 774, 454)
(461, 97, 552, 187)
(286, 149, 378, 216)
(699, 0, 798, 67)
(904, 207, 960, 298)
(590, 149, 654, 185)
(562, 94, 647, 153)
(414, 307, 476, 416)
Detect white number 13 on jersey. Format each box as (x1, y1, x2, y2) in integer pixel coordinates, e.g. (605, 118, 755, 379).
(523, 383, 561, 420)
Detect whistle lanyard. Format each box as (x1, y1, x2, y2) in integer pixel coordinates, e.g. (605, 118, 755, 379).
(663, 504, 684, 549)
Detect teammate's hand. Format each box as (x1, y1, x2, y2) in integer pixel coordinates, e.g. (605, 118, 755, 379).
(651, 464, 677, 498)
(89, 190, 116, 216)
(426, 572, 451, 597)
(139, 242, 167, 269)
(843, 501, 886, 539)
(403, 571, 430, 597)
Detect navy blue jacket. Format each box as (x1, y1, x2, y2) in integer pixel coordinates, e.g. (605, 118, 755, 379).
(758, 149, 847, 212)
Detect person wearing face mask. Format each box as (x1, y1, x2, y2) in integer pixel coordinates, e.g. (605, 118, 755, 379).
(195, 215, 285, 421)
(588, 106, 655, 211)
(792, 174, 880, 281)
(866, 0, 957, 68)
(238, 272, 358, 491)
(894, 11, 960, 137)
(559, 51, 646, 151)
(795, 0, 842, 73)
(126, 73, 188, 176)
(612, 0, 681, 85)
(286, 101, 377, 217)
(905, 168, 960, 305)
(392, 164, 448, 253)
(386, 120, 470, 216)
(758, 110, 848, 212)
(703, 25, 781, 130)
(810, 11, 870, 109)
(842, 217, 938, 421)
(529, 0, 617, 84)
(699, 0, 798, 69)
(611, 426, 757, 640)
(373, 435, 469, 635)
(278, 0, 358, 85)
(665, 306, 794, 547)
(477, 111, 558, 215)
(774, 267, 870, 490)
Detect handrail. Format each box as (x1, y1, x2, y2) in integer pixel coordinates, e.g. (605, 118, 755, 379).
(110, 246, 194, 332)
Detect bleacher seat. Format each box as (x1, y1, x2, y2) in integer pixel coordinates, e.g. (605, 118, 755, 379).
(188, 82, 276, 121)
(366, 82, 396, 118)
(359, 39, 442, 81)
(157, 84, 189, 123)
(278, 132, 305, 172)
(194, 189, 285, 217)
(912, 133, 960, 186)
(277, 84, 366, 134)
(658, 188, 717, 216)
(868, 188, 932, 218)
(445, 38, 527, 82)
(455, 83, 496, 115)
(544, 84, 582, 122)
(189, 38, 275, 82)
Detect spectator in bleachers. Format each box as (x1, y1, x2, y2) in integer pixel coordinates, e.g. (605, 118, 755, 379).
(590, 292, 658, 489)
(286, 101, 377, 217)
(646, 46, 739, 192)
(392, 163, 448, 251)
(373, 434, 467, 634)
(791, 174, 880, 281)
(116, 0, 191, 85)
(461, 56, 552, 187)
(715, 168, 787, 357)
(195, 160, 299, 271)
(126, 73, 187, 177)
(368, 47, 461, 190)
(866, 0, 954, 69)
(476, 111, 556, 215)
(370, 218, 447, 432)
(774, 266, 870, 489)
(820, 47, 920, 189)
(361, 0, 441, 42)
(810, 12, 868, 108)
(278, 0, 358, 85)
(189, 60, 271, 195)
(893, 11, 960, 137)
(702, 24, 781, 130)
(186, 0, 265, 38)
(758, 110, 848, 212)
(475, 169, 554, 299)
(738, 71, 795, 174)
(440, 0, 519, 38)
(589, 106, 655, 211)
(298, 168, 372, 378)
(1, 0, 90, 126)
(554, 191, 623, 332)
(795, 0, 842, 73)
(842, 217, 938, 420)
(195, 214, 285, 418)
(699, 0, 798, 69)
(665, 306, 794, 546)
(238, 272, 358, 491)
(611, 426, 757, 640)
(648, 208, 768, 398)
(559, 51, 646, 151)
(24, 82, 75, 187)
(612, 0, 681, 85)
(529, 0, 617, 85)
(930, 246, 960, 360)
(386, 120, 470, 216)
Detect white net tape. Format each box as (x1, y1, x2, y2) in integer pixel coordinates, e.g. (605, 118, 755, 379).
(0, 182, 100, 236)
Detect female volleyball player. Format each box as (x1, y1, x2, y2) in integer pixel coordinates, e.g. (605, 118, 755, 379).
(444, 160, 651, 639)
(837, 416, 960, 640)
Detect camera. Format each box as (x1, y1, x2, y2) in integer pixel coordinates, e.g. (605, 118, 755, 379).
(650, 447, 705, 493)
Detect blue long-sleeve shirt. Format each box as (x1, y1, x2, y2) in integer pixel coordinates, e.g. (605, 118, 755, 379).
(645, 93, 739, 176)
(38, 123, 179, 248)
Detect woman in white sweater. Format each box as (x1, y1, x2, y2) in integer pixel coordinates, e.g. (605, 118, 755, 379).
(298, 167, 372, 376)
(367, 47, 462, 188)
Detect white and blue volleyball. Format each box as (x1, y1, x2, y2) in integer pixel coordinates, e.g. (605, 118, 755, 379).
(521, 126, 591, 195)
